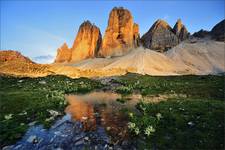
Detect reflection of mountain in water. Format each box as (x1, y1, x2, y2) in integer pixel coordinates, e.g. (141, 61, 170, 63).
(65, 91, 141, 142)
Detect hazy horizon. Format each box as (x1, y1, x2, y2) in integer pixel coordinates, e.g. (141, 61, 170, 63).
(0, 0, 224, 63)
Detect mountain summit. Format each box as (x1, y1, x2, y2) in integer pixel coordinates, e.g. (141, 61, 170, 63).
(55, 43, 71, 63)
(98, 7, 140, 57)
(141, 19, 179, 52)
(71, 20, 102, 62)
(173, 19, 189, 41)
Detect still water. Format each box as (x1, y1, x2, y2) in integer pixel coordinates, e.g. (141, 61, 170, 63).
(65, 91, 142, 142)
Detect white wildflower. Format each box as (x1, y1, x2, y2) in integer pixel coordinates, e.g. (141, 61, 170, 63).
(47, 110, 59, 117)
(4, 114, 13, 120)
(45, 116, 54, 122)
(134, 127, 140, 135)
(128, 112, 134, 118)
(156, 113, 163, 120)
(144, 126, 155, 136)
(18, 80, 23, 83)
(187, 121, 195, 127)
(39, 80, 46, 84)
(128, 122, 136, 129)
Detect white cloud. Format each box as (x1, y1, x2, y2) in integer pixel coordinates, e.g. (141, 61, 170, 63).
(32, 55, 55, 64)
(162, 14, 170, 20)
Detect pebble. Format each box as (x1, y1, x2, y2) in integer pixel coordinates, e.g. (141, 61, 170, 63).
(28, 121, 37, 126)
(55, 147, 63, 150)
(75, 139, 84, 146)
(84, 137, 89, 141)
(54, 131, 61, 135)
(82, 116, 88, 120)
(2, 146, 13, 150)
(106, 127, 111, 131)
(27, 135, 37, 143)
(13, 144, 22, 149)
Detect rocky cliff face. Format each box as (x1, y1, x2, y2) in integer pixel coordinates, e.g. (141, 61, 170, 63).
(211, 19, 225, 41)
(98, 7, 140, 57)
(0, 50, 34, 63)
(55, 43, 72, 63)
(71, 21, 102, 62)
(173, 19, 189, 41)
(141, 19, 179, 52)
(133, 23, 140, 47)
(192, 19, 224, 41)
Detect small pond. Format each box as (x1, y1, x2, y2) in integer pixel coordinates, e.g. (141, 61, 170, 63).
(65, 91, 142, 143)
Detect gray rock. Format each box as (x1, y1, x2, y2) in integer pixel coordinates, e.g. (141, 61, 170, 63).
(173, 19, 189, 41)
(211, 19, 225, 41)
(27, 135, 37, 143)
(141, 19, 179, 52)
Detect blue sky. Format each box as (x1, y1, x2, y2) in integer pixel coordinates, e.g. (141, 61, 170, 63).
(0, 0, 224, 63)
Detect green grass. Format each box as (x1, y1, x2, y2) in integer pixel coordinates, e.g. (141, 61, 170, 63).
(128, 99, 225, 150)
(0, 75, 103, 147)
(117, 74, 225, 149)
(0, 73, 224, 149)
(114, 73, 224, 100)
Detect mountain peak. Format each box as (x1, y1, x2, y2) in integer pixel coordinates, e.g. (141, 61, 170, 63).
(152, 19, 172, 31)
(70, 21, 102, 62)
(55, 42, 72, 63)
(98, 7, 139, 57)
(173, 19, 189, 41)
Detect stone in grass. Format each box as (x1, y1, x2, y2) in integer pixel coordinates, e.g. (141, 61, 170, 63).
(39, 80, 46, 84)
(28, 121, 37, 126)
(187, 121, 195, 127)
(18, 80, 23, 83)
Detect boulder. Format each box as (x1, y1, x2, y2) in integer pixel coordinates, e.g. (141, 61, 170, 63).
(99, 7, 140, 57)
(71, 21, 102, 62)
(211, 19, 225, 41)
(55, 43, 72, 63)
(141, 19, 179, 52)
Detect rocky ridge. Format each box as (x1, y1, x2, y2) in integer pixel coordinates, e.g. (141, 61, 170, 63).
(192, 19, 224, 41)
(0, 50, 34, 64)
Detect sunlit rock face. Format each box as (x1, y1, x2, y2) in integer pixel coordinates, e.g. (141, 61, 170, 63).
(71, 21, 102, 62)
(0, 50, 34, 63)
(55, 43, 72, 63)
(173, 19, 189, 41)
(98, 7, 140, 57)
(141, 19, 179, 52)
